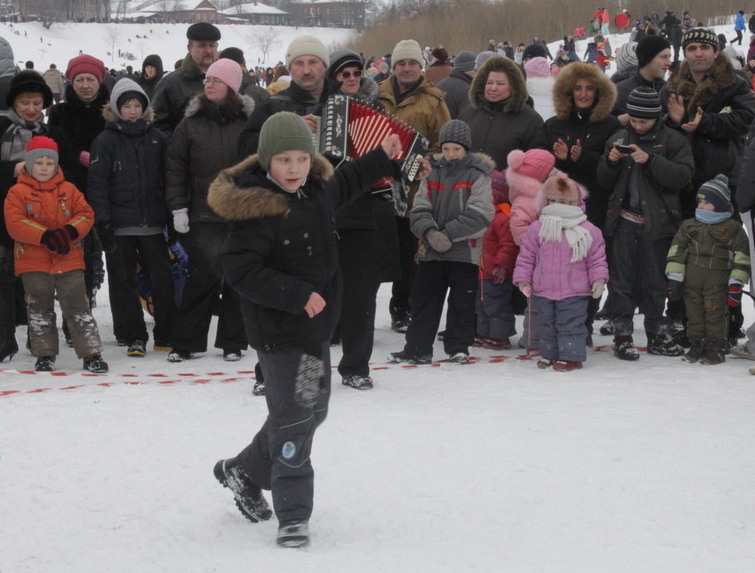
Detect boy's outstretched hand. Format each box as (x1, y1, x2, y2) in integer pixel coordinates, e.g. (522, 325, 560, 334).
(304, 292, 326, 318)
(381, 133, 402, 158)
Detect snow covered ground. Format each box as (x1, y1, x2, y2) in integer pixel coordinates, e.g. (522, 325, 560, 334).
(2, 282, 755, 572)
(1, 17, 755, 573)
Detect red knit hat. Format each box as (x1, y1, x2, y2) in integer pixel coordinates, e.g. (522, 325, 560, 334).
(25, 136, 59, 172)
(506, 149, 555, 182)
(65, 54, 107, 83)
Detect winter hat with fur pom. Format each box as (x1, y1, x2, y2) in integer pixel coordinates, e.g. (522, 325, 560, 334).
(506, 149, 555, 183)
(542, 175, 582, 206)
(697, 174, 732, 212)
(524, 56, 551, 78)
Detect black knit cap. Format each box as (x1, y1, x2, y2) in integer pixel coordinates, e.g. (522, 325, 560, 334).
(186, 22, 220, 42)
(327, 48, 364, 77)
(5, 70, 53, 108)
(626, 86, 662, 119)
(636, 35, 670, 68)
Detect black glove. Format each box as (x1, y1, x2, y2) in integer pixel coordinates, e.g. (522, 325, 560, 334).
(667, 279, 683, 302)
(40, 227, 73, 255)
(96, 222, 116, 253)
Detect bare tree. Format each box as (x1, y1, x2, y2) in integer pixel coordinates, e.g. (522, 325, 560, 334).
(247, 27, 280, 66)
(103, 25, 121, 65)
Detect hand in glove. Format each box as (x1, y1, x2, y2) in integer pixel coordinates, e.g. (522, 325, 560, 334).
(41, 227, 74, 255)
(491, 266, 507, 284)
(728, 283, 743, 307)
(591, 279, 606, 299)
(518, 282, 532, 298)
(96, 222, 116, 253)
(425, 229, 452, 253)
(172, 208, 190, 234)
(667, 279, 683, 302)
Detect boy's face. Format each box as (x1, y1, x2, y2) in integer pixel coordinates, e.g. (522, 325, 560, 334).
(31, 156, 56, 182)
(119, 98, 143, 122)
(628, 116, 657, 134)
(269, 150, 311, 193)
(441, 142, 466, 162)
(697, 198, 716, 211)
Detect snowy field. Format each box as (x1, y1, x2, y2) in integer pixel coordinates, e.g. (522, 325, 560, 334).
(2, 282, 755, 572)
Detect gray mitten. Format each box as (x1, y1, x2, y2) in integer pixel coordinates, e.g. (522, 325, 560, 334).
(295, 353, 324, 408)
(425, 229, 452, 253)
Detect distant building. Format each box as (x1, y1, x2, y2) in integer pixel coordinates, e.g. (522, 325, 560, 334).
(218, 2, 288, 26)
(288, 0, 365, 29)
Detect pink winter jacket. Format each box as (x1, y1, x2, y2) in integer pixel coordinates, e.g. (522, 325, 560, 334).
(507, 166, 564, 245)
(512, 218, 609, 301)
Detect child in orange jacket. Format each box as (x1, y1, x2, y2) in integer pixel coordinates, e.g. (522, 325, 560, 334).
(3, 136, 107, 372)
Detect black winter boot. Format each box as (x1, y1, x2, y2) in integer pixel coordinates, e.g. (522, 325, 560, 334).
(699, 338, 726, 365)
(682, 339, 704, 363)
(614, 335, 639, 361)
(646, 333, 685, 357)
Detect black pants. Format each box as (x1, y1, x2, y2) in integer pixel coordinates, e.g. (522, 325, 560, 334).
(0, 245, 16, 340)
(170, 223, 247, 353)
(389, 216, 417, 319)
(732, 30, 744, 45)
(106, 233, 176, 345)
(233, 342, 331, 523)
(335, 229, 380, 378)
(405, 260, 478, 357)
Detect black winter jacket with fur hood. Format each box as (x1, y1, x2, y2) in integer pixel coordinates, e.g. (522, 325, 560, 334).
(207, 149, 399, 351)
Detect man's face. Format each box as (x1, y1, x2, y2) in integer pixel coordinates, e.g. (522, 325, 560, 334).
(188, 40, 218, 71)
(144, 65, 157, 78)
(393, 59, 422, 91)
(289, 55, 327, 95)
(684, 42, 718, 75)
(644, 48, 672, 79)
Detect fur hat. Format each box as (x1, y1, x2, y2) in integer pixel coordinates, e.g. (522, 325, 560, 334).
(391, 39, 423, 67)
(453, 50, 476, 72)
(626, 86, 662, 118)
(524, 56, 550, 78)
(257, 112, 314, 172)
(431, 47, 449, 62)
(206, 58, 243, 93)
(682, 27, 719, 51)
(65, 54, 107, 83)
(506, 149, 555, 183)
(5, 70, 53, 108)
(522, 43, 547, 61)
(636, 35, 670, 68)
(440, 119, 471, 151)
(285, 35, 329, 68)
(25, 135, 58, 173)
(697, 174, 732, 212)
(542, 175, 582, 206)
(186, 22, 220, 42)
(615, 41, 638, 71)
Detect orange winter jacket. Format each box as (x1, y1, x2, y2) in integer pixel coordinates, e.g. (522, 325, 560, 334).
(4, 167, 94, 276)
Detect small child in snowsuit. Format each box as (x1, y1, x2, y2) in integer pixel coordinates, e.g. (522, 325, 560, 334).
(666, 174, 750, 364)
(389, 119, 495, 364)
(207, 112, 403, 548)
(476, 172, 518, 350)
(3, 136, 107, 373)
(513, 176, 608, 371)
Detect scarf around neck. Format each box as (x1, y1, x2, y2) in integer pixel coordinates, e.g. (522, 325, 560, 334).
(695, 209, 731, 225)
(1, 108, 47, 162)
(539, 203, 592, 262)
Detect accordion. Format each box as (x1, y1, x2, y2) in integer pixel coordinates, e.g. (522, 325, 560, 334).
(318, 94, 429, 194)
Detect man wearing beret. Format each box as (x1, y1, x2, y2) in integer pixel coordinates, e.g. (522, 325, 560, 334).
(613, 35, 672, 121)
(152, 22, 220, 134)
(237, 34, 338, 158)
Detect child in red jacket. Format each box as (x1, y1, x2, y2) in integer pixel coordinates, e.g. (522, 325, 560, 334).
(3, 136, 107, 372)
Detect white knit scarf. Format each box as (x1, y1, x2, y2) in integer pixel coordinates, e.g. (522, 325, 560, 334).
(538, 203, 592, 262)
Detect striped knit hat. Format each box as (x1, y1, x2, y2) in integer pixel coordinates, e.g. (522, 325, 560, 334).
(682, 27, 719, 51)
(626, 86, 662, 119)
(697, 174, 731, 212)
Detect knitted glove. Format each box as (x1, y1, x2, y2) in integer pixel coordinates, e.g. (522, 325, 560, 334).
(591, 279, 606, 299)
(491, 266, 507, 284)
(667, 279, 683, 302)
(425, 229, 452, 253)
(728, 283, 743, 307)
(40, 227, 73, 255)
(172, 208, 190, 234)
(96, 222, 116, 254)
(518, 282, 532, 298)
(79, 150, 91, 167)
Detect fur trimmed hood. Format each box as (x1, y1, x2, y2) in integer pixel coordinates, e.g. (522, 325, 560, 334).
(207, 153, 335, 221)
(183, 92, 256, 120)
(665, 54, 738, 116)
(468, 55, 529, 114)
(552, 62, 617, 122)
(349, 77, 380, 104)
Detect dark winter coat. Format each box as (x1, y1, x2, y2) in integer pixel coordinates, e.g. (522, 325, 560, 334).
(138, 54, 164, 99)
(237, 77, 341, 159)
(662, 55, 755, 189)
(165, 92, 256, 223)
(239, 74, 271, 108)
(87, 107, 169, 229)
(735, 122, 755, 212)
(206, 149, 399, 352)
(458, 55, 546, 170)
(47, 84, 110, 193)
(0, 36, 14, 115)
(544, 62, 621, 228)
(597, 121, 694, 240)
(436, 69, 473, 119)
(613, 71, 666, 117)
(151, 54, 207, 134)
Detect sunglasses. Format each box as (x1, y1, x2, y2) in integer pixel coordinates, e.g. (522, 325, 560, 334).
(339, 70, 362, 79)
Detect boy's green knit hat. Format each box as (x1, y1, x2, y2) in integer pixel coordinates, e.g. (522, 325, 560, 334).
(257, 111, 315, 171)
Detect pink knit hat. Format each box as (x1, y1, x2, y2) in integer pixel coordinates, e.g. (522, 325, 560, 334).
(205, 58, 243, 93)
(506, 149, 555, 182)
(523, 56, 551, 78)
